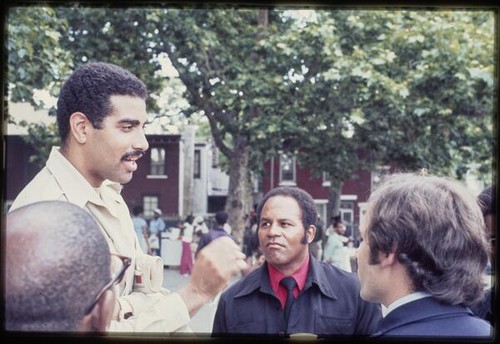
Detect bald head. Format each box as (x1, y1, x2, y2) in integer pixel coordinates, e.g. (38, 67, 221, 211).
(5, 201, 111, 331)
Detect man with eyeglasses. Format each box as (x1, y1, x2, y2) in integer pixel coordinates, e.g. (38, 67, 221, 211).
(5, 201, 122, 332)
(9, 62, 247, 332)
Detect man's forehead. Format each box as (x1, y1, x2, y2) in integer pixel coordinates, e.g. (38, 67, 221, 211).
(106, 96, 148, 121)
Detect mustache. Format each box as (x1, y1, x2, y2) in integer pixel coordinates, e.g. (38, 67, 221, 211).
(121, 150, 145, 160)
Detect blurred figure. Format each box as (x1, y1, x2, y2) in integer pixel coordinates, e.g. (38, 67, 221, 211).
(196, 211, 234, 257)
(213, 186, 382, 336)
(149, 208, 165, 256)
(131, 205, 149, 253)
(223, 222, 232, 235)
(191, 215, 208, 254)
(471, 184, 495, 325)
(242, 207, 260, 272)
(242, 251, 266, 277)
(5, 201, 119, 332)
(323, 216, 351, 272)
(309, 214, 324, 261)
(179, 215, 195, 276)
(357, 172, 491, 338)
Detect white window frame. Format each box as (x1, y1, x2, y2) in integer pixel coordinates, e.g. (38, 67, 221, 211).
(279, 153, 296, 186)
(143, 196, 159, 218)
(147, 147, 167, 179)
(322, 171, 331, 187)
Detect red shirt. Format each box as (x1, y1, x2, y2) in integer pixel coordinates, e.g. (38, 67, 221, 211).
(267, 254, 310, 309)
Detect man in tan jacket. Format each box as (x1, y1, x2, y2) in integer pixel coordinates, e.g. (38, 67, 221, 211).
(10, 62, 247, 332)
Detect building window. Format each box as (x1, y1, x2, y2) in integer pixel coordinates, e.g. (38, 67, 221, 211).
(194, 149, 201, 179)
(279, 153, 296, 185)
(150, 147, 166, 176)
(339, 200, 354, 238)
(143, 196, 159, 218)
(322, 171, 331, 187)
(314, 201, 328, 228)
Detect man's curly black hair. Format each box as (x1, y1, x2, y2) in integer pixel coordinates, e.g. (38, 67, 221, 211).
(56, 62, 148, 145)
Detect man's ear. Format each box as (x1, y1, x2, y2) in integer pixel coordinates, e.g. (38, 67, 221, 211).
(80, 289, 116, 333)
(306, 225, 316, 244)
(69, 112, 90, 144)
(380, 251, 397, 269)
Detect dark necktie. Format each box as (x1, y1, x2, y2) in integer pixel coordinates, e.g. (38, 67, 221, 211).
(280, 276, 297, 328)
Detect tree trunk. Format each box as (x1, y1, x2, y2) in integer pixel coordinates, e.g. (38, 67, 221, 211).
(225, 136, 250, 244)
(327, 180, 343, 225)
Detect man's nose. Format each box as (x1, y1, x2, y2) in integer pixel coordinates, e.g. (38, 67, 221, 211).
(133, 129, 149, 152)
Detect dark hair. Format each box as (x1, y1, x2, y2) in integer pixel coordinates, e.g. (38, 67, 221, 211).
(132, 205, 143, 216)
(215, 211, 228, 225)
(185, 214, 194, 224)
(5, 201, 110, 331)
(333, 215, 343, 227)
(364, 173, 489, 307)
(477, 184, 495, 216)
(57, 62, 148, 145)
(256, 186, 317, 244)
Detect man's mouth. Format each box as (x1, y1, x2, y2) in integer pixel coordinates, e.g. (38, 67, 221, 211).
(266, 241, 284, 248)
(122, 151, 144, 162)
(121, 151, 144, 171)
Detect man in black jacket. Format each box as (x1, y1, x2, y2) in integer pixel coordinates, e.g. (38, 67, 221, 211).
(212, 186, 382, 338)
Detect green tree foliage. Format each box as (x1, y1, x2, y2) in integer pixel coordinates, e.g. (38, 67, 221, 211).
(6, 6, 75, 164)
(6, 6, 73, 107)
(272, 9, 495, 219)
(54, 5, 165, 115)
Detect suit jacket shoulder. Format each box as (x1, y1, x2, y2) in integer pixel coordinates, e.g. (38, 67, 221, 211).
(374, 297, 492, 338)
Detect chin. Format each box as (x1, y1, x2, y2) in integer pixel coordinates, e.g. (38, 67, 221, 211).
(117, 173, 134, 184)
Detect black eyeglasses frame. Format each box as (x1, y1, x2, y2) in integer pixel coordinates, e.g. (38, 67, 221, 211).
(84, 253, 131, 315)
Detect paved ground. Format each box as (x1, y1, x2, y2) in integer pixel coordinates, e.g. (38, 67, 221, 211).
(162, 266, 241, 335)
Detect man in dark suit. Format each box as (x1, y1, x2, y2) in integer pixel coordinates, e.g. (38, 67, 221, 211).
(195, 211, 235, 257)
(356, 172, 492, 338)
(212, 186, 382, 338)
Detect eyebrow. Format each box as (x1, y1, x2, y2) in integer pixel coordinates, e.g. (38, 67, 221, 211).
(117, 119, 142, 126)
(260, 217, 295, 224)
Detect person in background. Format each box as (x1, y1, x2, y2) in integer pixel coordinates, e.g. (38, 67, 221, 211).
(323, 216, 352, 272)
(179, 215, 195, 276)
(213, 186, 382, 337)
(356, 172, 491, 338)
(471, 184, 495, 325)
(8, 61, 247, 332)
(131, 205, 149, 253)
(242, 207, 260, 273)
(196, 211, 234, 257)
(242, 251, 266, 278)
(192, 215, 209, 254)
(309, 213, 324, 261)
(5, 201, 120, 332)
(149, 208, 165, 256)
(223, 222, 232, 235)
